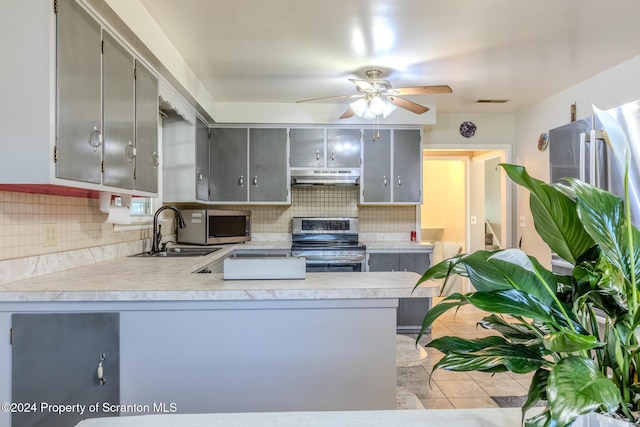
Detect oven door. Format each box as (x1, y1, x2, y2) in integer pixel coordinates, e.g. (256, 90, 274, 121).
(304, 256, 365, 273)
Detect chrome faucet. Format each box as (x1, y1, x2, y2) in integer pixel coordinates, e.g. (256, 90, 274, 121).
(151, 206, 187, 253)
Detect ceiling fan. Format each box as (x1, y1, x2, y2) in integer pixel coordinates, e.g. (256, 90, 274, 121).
(296, 69, 452, 120)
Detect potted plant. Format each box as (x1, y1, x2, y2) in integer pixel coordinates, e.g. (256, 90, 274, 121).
(415, 107, 640, 427)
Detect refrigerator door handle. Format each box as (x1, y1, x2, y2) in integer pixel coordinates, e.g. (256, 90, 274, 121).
(592, 129, 607, 190)
(579, 131, 589, 183)
(589, 130, 597, 186)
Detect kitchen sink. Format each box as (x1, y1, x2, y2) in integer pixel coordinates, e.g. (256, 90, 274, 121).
(133, 247, 222, 257)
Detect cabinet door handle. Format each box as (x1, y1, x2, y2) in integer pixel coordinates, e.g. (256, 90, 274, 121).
(88, 126, 102, 151)
(153, 152, 160, 169)
(196, 172, 203, 183)
(383, 176, 387, 187)
(331, 151, 335, 161)
(316, 150, 320, 161)
(125, 141, 135, 162)
(253, 175, 258, 186)
(398, 176, 402, 186)
(97, 353, 106, 386)
(239, 175, 244, 187)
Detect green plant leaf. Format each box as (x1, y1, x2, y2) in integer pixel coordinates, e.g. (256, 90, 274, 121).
(501, 164, 594, 264)
(434, 344, 545, 374)
(488, 249, 558, 308)
(426, 335, 508, 354)
(547, 356, 620, 427)
(465, 290, 559, 326)
(523, 410, 552, 427)
(570, 178, 640, 286)
(415, 295, 467, 341)
(479, 314, 544, 342)
(416, 256, 462, 283)
(543, 330, 602, 353)
(522, 368, 549, 415)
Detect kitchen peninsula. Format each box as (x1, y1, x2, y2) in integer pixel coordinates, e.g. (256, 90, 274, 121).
(0, 247, 439, 426)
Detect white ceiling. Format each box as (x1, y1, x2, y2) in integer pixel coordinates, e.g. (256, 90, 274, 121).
(138, 0, 640, 116)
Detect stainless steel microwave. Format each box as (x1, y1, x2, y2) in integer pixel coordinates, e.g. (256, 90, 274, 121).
(177, 209, 251, 245)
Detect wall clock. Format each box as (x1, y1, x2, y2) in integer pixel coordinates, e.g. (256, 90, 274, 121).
(459, 121, 477, 138)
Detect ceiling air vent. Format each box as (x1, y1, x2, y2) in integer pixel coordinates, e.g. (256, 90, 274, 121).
(476, 99, 509, 103)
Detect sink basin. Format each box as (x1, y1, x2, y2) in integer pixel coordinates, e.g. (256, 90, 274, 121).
(133, 247, 222, 257)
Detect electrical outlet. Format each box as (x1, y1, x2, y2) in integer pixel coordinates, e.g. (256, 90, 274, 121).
(43, 224, 58, 247)
(519, 216, 527, 228)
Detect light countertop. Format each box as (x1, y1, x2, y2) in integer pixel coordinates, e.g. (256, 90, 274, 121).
(75, 408, 537, 427)
(0, 242, 439, 302)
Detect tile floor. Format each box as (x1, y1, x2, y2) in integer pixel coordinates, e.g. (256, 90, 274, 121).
(396, 298, 534, 410)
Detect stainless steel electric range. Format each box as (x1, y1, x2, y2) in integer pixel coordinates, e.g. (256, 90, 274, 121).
(291, 217, 366, 272)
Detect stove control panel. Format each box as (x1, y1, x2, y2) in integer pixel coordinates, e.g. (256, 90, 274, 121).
(292, 217, 359, 234)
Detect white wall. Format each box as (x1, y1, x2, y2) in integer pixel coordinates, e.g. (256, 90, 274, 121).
(424, 113, 515, 147)
(514, 54, 640, 266)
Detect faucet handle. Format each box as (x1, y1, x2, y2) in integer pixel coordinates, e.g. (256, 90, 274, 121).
(160, 240, 174, 252)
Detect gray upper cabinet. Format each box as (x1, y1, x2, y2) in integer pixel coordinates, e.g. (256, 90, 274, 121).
(361, 128, 422, 204)
(102, 31, 135, 189)
(195, 117, 210, 201)
(56, 0, 103, 184)
(393, 129, 422, 203)
(134, 60, 159, 193)
(362, 129, 392, 203)
(290, 128, 325, 167)
(210, 128, 248, 202)
(210, 127, 289, 204)
(2, 0, 158, 195)
(326, 129, 362, 168)
(290, 128, 361, 169)
(249, 128, 288, 202)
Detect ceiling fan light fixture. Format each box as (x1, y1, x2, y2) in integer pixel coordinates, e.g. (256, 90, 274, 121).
(361, 108, 378, 120)
(382, 102, 397, 118)
(368, 95, 387, 115)
(350, 98, 368, 117)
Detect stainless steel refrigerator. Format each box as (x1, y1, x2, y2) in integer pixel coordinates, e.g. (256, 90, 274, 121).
(549, 99, 640, 228)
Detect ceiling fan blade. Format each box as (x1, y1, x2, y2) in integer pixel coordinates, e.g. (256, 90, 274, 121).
(393, 85, 453, 95)
(349, 79, 376, 92)
(388, 96, 430, 114)
(296, 94, 363, 103)
(339, 108, 355, 119)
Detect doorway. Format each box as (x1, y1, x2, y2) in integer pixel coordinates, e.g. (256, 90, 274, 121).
(420, 145, 512, 293)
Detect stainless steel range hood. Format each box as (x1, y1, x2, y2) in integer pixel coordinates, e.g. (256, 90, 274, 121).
(291, 169, 360, 185)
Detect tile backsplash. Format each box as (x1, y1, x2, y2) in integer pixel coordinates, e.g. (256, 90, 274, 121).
(0, 187, 416, 262)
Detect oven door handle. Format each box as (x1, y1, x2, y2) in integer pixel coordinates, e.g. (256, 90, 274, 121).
(303, 255, 366, 263)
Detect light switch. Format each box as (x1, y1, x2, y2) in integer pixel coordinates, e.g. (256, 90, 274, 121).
(470, 216, 477, 225)
(519, 216, 527, 227)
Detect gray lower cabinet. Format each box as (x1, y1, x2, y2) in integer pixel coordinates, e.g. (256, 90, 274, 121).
(11, 312, 120, 427)
(361, 128, 422, 204)
(210, 127, 289, 203)
(56, 0, 103, 184)
(368, 250, 432, 333)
